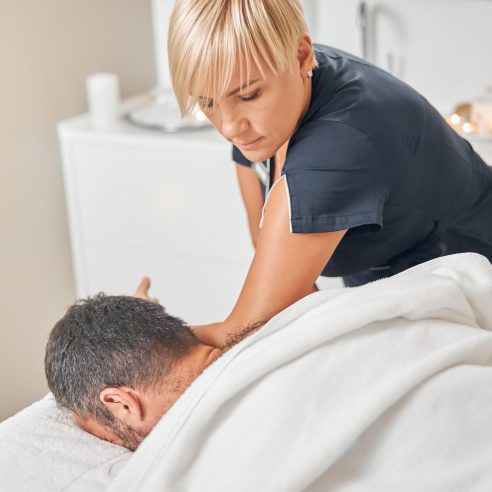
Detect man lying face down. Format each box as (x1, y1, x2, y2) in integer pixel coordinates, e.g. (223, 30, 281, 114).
(45, 294, 263, 451)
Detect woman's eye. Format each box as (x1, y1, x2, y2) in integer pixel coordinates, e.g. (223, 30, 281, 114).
(239, 91, 260, 102)
(199, 99, 215, 110)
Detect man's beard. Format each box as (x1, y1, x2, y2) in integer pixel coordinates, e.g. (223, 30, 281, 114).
(110, 419, 149, 451)
(103, 320, 268, 451)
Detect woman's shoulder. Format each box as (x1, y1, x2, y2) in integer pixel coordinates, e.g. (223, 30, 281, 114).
(287, 119, 379, 167)
(301, 45, 439, 149)
(300, 45, 394, 132)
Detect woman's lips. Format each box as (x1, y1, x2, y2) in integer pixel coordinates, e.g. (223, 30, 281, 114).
(237, 137, 263, 150)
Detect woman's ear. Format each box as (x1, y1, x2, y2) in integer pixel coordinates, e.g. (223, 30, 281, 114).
(99, 387, 144, 425)
(297, 34, 315, 76)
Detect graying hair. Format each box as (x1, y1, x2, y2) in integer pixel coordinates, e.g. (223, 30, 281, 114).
(45, 294, 198, 427)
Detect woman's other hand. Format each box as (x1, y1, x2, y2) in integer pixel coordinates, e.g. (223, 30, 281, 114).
(133, 276, 160, 305)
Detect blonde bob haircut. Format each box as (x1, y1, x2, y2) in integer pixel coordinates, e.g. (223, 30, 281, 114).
(168, 0, 317, 116)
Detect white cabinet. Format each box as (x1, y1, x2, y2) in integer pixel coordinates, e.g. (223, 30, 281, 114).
(58, 96, 254, 325)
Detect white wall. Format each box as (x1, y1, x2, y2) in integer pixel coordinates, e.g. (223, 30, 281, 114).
(0, 0, 155, 421)
(312, 0, 492, 113)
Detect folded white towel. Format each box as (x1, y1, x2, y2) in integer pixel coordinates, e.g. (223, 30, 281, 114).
(0, 393, 131, 492)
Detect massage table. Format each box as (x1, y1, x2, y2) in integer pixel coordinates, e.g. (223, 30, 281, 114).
(1, 253, 492, 491)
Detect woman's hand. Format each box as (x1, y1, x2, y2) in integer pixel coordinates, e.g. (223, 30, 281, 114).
(133, 276, 160, 304)
(191, 322, 229, 348)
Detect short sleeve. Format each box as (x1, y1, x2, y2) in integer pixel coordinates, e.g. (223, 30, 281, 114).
(282, 121, 391, 235)
(232, 145, 253, 167)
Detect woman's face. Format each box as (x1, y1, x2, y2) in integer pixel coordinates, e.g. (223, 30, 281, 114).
(198, 38, 313, 162)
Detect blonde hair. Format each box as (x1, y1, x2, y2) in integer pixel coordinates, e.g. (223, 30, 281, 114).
(168, 0, 317, 116)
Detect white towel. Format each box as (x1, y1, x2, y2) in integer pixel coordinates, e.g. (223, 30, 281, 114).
(0, 393, 131, 492)
(106, 252, 492, 492)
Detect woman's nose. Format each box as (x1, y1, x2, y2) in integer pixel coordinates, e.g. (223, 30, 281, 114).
(219, 109, 248, 142)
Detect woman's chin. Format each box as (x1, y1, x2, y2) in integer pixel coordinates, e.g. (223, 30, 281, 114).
(242, 147, 273, 163)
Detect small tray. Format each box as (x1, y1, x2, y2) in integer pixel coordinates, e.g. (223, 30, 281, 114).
(125, 91, 211, 133)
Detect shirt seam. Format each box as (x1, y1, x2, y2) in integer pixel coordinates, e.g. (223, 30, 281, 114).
(306, 119, 475, 174)
(290, 211, 379, 224)
(290, 119, 390, 175)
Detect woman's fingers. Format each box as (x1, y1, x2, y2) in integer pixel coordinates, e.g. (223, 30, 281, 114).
(132, 277, 160, 305)
(133, 276, 151, 299)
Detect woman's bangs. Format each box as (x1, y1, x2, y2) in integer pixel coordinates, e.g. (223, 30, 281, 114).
(188, 32, 267, 112)
(188, 42, 235, 112)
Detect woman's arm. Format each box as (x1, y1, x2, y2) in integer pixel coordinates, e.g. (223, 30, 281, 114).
(192, 176, 347, 347)
(235, 161, 264, 248)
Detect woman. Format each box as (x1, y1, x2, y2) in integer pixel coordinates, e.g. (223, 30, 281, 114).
(164, 0, 492, 347)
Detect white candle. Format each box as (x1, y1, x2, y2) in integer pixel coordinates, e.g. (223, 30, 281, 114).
(85, 73, 121, 129)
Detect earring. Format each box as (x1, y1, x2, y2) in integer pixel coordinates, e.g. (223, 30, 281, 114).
(307, 69, 313, 78)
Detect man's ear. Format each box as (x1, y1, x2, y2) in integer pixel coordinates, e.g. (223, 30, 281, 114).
(297, 34, 315, 75)
(99, 387, 144, 425)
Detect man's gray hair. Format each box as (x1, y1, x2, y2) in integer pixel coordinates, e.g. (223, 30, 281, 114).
(45, 293, 198, 427)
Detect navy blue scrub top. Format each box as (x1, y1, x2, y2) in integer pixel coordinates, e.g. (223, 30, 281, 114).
(232, 44, 492, 278)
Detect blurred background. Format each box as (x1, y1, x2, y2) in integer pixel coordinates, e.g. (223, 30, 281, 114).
(0, 0, 156, 420)
(1, 0, 492, 421)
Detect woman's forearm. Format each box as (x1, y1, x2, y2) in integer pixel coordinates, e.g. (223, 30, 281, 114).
(191, 316, 269, 349)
